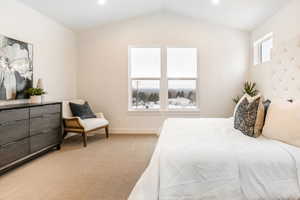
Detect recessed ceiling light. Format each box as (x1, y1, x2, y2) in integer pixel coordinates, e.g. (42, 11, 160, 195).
(98, 0, 107, 5)
(212, 0, 220, 5)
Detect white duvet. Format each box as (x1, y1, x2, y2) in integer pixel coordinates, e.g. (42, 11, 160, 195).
(128, 118, 300, 200)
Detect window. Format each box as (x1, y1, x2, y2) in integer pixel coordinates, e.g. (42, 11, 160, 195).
(167, 48, 198, 109)
(129, 46, 199, 111)
(261, 38, 273, 63)
(129, 48, 161, 110)
(253, 33, 273, 65)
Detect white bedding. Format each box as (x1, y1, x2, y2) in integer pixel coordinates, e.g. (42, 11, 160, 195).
(128, 118, 300, 200)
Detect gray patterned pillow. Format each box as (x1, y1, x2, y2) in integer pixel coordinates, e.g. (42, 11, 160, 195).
(234, 96, 262, 137)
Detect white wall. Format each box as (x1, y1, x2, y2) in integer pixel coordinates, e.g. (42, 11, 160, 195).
(250, 0, 300, 99)
(78, 13, 249, 133)
(0, 0, 78, 104)
(252, 0, 300, 45)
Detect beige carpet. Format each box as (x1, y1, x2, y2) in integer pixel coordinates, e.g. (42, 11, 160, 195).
(0, 134, 157, 200)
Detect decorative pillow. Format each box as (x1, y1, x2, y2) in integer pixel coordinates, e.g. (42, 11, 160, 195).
(234, 94, 265, 138)
(69, 102, 96, 119)
(263, 100, 271, 123)
(262, 100, 300, 148)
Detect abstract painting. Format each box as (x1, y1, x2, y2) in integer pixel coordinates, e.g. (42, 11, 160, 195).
(0, 34, 33, 100)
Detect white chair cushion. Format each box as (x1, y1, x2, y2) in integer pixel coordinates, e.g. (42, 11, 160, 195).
(81, 118, 109, 132)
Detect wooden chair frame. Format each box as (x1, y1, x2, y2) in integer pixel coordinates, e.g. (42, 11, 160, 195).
(63, 112, 109, 147)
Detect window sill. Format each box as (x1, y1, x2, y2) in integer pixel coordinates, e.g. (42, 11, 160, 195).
(165, 109, 201, 114)
(128, 109, 201, 115)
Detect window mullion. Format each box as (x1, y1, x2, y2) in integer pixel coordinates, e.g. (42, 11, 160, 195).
(160, 47, 168, 111)
(260, 43, 263, 64)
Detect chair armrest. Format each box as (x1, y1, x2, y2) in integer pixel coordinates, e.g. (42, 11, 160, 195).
(64, 116, 80, 120)
(95, 112, 105, 118)
(63, 117, 85, 129)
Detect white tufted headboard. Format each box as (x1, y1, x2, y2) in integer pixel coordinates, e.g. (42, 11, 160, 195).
(252, 35, 300, 101)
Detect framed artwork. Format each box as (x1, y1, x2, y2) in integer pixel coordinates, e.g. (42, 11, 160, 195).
(0, 34, 33, 100)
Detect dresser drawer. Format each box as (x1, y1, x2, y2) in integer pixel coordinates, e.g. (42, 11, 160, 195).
(30, 129, 60, 153)
(0, 120, 29, 146)
(30, 104, 61, 118)
(30, 113, 61, 136)
(0, 108, 29, 124)
(0, 138, 30, 167)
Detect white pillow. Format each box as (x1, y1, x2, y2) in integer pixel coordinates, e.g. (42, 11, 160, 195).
(262, 100, 300, 147)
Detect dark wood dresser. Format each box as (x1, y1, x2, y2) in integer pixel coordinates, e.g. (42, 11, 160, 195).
(0, 102, 62, 175)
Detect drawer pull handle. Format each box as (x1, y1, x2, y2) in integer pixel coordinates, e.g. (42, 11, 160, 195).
(32, 115, 44, 119)
(0, 120, 27, 127)
(1, 141, 18, 148)
(0, 122, 9, 126)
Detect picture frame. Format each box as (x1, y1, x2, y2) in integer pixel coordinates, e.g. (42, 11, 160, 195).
(0, 34, 33, 100)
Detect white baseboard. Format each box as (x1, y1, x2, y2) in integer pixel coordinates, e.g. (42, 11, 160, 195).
(66, 128, 158, 136)
(110, 128, 158, 134)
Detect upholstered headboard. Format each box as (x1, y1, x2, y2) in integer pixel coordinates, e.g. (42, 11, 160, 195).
(271, 36, 300, 100)
(251, 35, 300, 101)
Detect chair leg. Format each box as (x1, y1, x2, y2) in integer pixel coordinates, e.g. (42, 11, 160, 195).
(82, 132, 87, 147)
(105, 126, 109, 138)
(63, 131, 68, 138)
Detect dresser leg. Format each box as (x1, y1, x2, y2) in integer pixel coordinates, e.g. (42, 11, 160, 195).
(56, 144, 61, 150)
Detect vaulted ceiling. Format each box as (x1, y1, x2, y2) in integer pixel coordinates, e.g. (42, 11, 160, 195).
(18, 0, 291, 31)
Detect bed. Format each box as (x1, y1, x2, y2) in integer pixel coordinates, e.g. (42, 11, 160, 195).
(128, 118, 300, 200)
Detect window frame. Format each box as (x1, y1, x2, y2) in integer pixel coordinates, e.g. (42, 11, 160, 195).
(253, 33, 273, 65)
(128, 45, 200, 112)
(260, 37, 273, 63)
(128, 45, 162, 112)
(166, 46, 199, 111)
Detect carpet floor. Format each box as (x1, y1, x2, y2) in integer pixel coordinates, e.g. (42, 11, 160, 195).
(0, 134, 158, 200)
